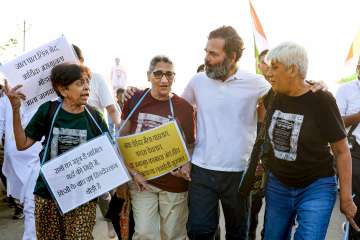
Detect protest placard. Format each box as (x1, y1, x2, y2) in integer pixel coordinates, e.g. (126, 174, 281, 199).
(0, 36, 78, 111)
(41, 134, 130, 214)
(117, 121, 190, 180)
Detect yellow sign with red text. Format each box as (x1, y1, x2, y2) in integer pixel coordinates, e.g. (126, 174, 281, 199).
(117, 121, 190, 180)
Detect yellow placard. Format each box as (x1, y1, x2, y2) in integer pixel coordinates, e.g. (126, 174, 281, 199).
(117, 121, 190, 180)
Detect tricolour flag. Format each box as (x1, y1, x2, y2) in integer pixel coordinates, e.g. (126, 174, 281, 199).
(249, 0, 269, 74)
(338, 29, 360, 83)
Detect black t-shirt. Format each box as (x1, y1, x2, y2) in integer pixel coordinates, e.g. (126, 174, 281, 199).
(25, 101, 109, 198)
(265, 90, 346, 187)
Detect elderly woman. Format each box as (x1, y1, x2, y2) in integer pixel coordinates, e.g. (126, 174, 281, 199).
(263, 42, 358, 239)
(5, 63, 109, 239)
(119, 55, 195, 239)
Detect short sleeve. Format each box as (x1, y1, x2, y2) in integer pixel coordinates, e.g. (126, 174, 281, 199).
(256, 76, 272, 99)
(335, 84, 349, 116)
(25, 101, 50, 141)
(318, 91, 346, 143)
(181, 76, 196, 107)
(179, 101, 196, 145)
(94, 73, 116, 108)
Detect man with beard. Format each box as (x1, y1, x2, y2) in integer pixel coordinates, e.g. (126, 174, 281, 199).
(182, 26, 271, 239)
(336, 58, 360, 239)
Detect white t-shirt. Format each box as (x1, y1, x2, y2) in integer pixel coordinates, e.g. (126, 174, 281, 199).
(182, 69, 271, 172)
(88, 72, 116, 114)
(0, 96, 41, 201)
(111, 65, 127, 90)
(336, 79, 360, 144)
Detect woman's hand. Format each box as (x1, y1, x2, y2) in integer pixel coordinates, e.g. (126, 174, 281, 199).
(133, 173, 151, 192)
(171, 162, 192, 181)
(340, 197, 360, 231)
(4, 80, 26, 111)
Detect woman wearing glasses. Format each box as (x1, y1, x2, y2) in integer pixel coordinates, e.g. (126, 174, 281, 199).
(119, 55, 195, 240)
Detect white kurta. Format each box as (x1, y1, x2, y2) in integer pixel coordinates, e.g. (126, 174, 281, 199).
(0, 96, 41, 202)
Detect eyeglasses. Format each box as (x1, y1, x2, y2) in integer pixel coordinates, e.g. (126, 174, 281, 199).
(152, 70, 175, 80)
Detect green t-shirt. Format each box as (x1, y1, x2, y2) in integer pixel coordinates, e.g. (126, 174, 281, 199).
(25, 101, 109, 199)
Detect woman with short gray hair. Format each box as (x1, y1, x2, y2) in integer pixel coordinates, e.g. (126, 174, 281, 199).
(263, 42, 358, 239)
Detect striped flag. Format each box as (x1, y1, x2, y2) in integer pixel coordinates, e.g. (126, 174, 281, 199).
(338, 29, 360, 83)
(249, 0, 269, 73)
(345, 29, 360, 65)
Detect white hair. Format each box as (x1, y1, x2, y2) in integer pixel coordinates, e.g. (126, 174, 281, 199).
(267, 42, 308, 78)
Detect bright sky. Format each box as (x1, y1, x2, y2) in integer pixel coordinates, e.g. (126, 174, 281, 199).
(0, 0, 359, 93)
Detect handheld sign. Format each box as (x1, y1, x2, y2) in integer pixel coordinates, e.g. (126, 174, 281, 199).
(0, 36, 78, 111)
(117, 121, 190, 180)
(41, 134, 130, 214)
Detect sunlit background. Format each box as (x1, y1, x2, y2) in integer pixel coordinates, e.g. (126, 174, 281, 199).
(1, 0, 359, 93)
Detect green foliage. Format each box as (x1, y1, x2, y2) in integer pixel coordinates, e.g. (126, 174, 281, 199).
(337, 72, 358, 84)
(0, 38, 18, 52)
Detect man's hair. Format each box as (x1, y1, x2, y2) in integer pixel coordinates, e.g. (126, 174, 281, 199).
(208, 26, 244, 62)
(267, 41, 308, 78)
(50, 63, 91, 99)
(148, 55, 173, 73)
(258, 49, 269, 61)
(197, 64, 205, 73)
(72, 44, 84, 62)
(116, 88, 125, 95)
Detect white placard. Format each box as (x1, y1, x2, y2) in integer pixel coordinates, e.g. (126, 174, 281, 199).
(0, 36, 78, 111)
(41, 134, 131, 214)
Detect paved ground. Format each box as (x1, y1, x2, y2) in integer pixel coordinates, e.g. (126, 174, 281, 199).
(0, 190, 347, 240)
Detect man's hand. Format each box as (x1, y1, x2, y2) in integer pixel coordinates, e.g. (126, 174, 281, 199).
(171, 162, 192, 181)
(307, 80, 328, 92)
(4, 80, 26, 111)
(124, 86, 140, 101)
(340, 197, 360, 231)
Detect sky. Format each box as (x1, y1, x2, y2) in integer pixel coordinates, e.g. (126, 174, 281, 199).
(0, 0, 359, 93)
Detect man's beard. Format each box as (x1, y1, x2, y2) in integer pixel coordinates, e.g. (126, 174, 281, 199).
(205, 57, 233, 80)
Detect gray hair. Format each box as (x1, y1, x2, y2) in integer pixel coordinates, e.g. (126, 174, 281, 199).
(148, 55, 173, 73)
(267, 42, 308, 78)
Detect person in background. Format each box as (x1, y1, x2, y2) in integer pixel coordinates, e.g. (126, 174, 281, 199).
(111, 57, 127, 94)
(336, 57, 360, 239)
(116, 88, 125, 111)
(0, 76, 41, 239)
(248, 49, 269, 240)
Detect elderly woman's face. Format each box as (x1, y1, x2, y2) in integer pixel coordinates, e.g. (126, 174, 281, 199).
(60, 78, 90, 106)
(148, 61, 175, 98)
(268, 60, 292, 94)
